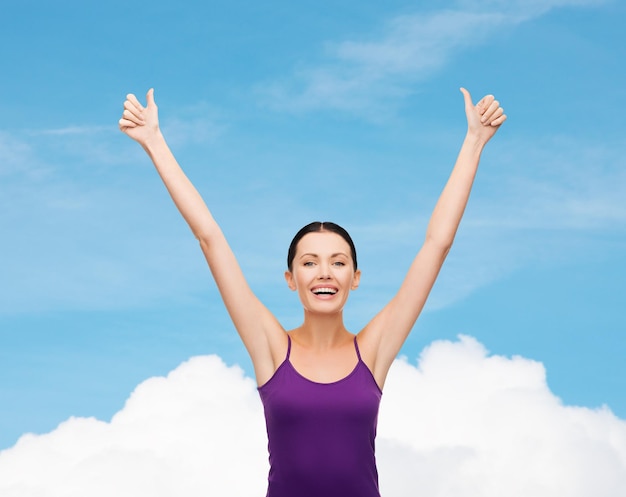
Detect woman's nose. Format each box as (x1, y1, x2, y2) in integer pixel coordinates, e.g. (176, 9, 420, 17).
(318, 264, 331, 279)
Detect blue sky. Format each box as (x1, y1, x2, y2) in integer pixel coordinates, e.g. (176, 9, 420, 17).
(1, 0, 625, 452)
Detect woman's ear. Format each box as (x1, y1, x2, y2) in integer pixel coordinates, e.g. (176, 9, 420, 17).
(351, 269, 362, 290)
(285, 270, 297, 291)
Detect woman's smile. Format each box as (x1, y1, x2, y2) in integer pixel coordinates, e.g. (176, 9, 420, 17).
(311, 285, 339, 298)
(285, 231, 361, 311)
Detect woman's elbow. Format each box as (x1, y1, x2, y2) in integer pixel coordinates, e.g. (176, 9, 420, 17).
(424, 233, 453, 257)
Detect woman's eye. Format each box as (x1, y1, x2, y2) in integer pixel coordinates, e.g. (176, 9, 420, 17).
(303, 261, 315, 267)
(333, 261, 345, 267)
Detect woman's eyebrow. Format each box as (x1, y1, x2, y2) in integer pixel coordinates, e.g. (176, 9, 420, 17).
(299, 253, 319, 259)
(299, 252, 348, 259)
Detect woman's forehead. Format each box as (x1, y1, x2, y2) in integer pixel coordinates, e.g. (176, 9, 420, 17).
(296, 231, 351, 253)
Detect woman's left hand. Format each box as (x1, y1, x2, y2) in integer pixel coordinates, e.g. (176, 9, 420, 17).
(461, 87, 507, 145)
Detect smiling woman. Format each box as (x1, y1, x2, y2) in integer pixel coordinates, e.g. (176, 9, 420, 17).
(285, 227, 360, 315)
(118, 87, 506, 497)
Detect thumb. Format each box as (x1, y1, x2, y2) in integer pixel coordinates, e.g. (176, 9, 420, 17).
(460, 87, 473, 109)
(146, 88, 156, 107)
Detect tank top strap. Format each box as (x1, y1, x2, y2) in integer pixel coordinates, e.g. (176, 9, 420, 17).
(286, 334, 292, 360)
(354, 335, 362, 362)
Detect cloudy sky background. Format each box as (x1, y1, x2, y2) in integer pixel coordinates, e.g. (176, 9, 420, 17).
(1, 0, 625, 494)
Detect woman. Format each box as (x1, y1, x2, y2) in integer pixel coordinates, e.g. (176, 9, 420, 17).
(119, 88, 506, 497)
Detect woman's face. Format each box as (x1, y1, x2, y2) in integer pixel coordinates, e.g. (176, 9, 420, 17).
(285, 231, 361, 314)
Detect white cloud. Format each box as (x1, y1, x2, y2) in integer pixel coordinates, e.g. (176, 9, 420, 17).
(258, 0, 605, 115)
(473, 136, 626, 231)
(32, 125, 111, 136)
(347, 135, 626, 311)
(379, 336, 626, 496)
(161, 114, 226, 148)
(259, 10, 503, 117)
(0, 131, 50, 178)
(0, 120, 225, 314)
(0, 356, 268, 497)
(455, 0, 606, 19)
(0, 170, 211, 313)
(1, 336, 624, 496)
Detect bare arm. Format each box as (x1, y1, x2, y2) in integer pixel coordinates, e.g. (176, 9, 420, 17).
(118, 90, 284, 384)
(360, 88, 507, 386)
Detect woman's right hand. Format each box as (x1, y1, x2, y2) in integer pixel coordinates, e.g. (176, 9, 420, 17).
(118, 88, 160, 146)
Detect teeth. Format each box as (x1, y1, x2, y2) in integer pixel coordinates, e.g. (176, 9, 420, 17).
(313, 287, 337, 295)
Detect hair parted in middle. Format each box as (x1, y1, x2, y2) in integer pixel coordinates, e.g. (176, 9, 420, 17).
(287, 221, 358, 272)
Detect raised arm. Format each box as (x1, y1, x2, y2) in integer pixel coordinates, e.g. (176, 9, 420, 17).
(118, 89, 284, 384)
(360, 88, 506, 387)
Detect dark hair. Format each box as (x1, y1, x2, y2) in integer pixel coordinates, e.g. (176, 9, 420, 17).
(287, 221, 357, 271)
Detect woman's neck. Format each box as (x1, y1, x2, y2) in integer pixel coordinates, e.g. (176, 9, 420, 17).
(292, 311, 352, 350)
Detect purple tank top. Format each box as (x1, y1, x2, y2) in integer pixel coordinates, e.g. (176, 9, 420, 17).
(258, 335, 382, 497)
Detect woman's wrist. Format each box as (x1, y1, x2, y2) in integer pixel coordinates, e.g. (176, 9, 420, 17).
(140, 128, 166, 155)
(463, 131, 488, 152)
